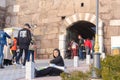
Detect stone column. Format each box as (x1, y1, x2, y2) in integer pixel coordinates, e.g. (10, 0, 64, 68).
(98, 22, 105, 59)
(59, 34, 66, 59)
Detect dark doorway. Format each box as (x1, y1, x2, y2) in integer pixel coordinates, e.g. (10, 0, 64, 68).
(65, 20, 96, 58)
(66, 20, 96, 43)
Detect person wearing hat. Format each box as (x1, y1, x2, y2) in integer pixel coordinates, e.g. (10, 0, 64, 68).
(0, 27, 11, 69)
(16, 23, 32, 68)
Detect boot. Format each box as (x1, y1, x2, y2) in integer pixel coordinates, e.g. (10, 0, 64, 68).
(0, 64, 4, 69)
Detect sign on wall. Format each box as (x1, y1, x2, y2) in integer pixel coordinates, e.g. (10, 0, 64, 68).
(0, 0, 6, 7)
(13, 5, 20, 12)
(111, 36, 120, 49)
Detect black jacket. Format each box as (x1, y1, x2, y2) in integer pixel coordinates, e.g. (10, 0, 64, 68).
(50, 56, 64, 67)
(17, 28, 31, 49)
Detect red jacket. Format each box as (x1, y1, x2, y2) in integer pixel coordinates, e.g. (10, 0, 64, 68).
(84, 39, 92, 50)
(11, 38, 17, 50)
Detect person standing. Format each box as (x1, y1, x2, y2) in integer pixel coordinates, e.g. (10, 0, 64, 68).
(84, 38, 92, 55)
(16, 23, 32, 68)
(27, 38, 36, 62)
(0, 28, 11, 69)
(71, 40, 78, 59)
(10, 37, 17, 63)
(78, 35, 85, 60)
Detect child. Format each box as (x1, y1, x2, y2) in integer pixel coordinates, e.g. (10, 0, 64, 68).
(10, 37, 17, 63)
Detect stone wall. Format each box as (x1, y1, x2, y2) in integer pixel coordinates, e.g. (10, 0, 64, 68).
(0, 7, 6, 28)
(5, 0, 120, 58)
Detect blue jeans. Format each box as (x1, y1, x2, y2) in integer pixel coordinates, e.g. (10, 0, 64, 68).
(27, 50, 34, 62)
(79, 48, 84, 60)
(0, 44, 4, 65)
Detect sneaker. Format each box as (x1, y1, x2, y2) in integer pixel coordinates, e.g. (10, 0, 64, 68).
(22, 66, 25, 69)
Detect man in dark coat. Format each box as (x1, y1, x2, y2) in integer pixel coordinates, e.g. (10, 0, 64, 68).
(16, 23, 31, 68)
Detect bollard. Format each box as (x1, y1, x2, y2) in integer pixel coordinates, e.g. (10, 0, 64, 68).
(73, 56, 79, 67)
(86, 54, 91, 65)
(26, 61, 35, 79)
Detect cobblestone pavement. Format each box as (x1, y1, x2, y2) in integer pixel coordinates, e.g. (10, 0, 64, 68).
(0, 59, 91, 80)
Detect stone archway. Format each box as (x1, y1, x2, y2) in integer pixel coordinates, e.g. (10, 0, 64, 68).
(59, 13, 104, 58)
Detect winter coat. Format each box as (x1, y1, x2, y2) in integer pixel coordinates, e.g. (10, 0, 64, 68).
(0, 30, 11, 45)
(50, 55, 64, 67)
(17, 28, 31, 49)
(84, 39, 92, 50)
(10, 38, 17, 50)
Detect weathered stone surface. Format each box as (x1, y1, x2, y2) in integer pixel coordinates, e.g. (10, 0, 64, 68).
(4, 0, 120, 58)
(99, 0, 111, 13)
(6, 16, 11, 25)
(101, 13, 112, 20)
(10, 16, 18, 26)
(42, 17, 61, 23)
(46, 48, 54, 54)
(75, 0, 91, 13)
(39, 49, 46, 54)
(40, 39, 52, 48)
(51, 39, 59, 48)
(107, 27, 119, 37)
(58, 0, 74, 16)
(33, 26, 46, 35)
(111, 0, 120, 19)
(47, 34, 58, 39)
(45, 24, 59, 34)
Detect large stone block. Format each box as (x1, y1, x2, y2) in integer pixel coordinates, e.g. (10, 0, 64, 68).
(18, 15, 33, 25)
(58, 0, 74, 16)
(52, 39, 59, 48)
(47, 34, 58, 39)
(45, 25, 59, 34)
(104, 38, 111, 46)
(107, 27, 119, 36)
(33, 27, 45, 35)
(99, 0, 111, 13)
(40, 49, 46, 54)
(101, 13, 112, 20)
(40, 39, 52, 48)
(74, 0, 91, 13)
(111, 0, 120, 19)
(10, 16, 18, 26)
(32, 14, 41, 25)
(42, 17, 61, 24)
(46, 48, 54, 54)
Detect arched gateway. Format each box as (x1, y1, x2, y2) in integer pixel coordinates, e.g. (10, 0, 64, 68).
(59, 13, 104, 58)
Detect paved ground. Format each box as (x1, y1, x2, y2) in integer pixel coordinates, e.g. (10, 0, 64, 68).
(0, 59, 91, 80)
